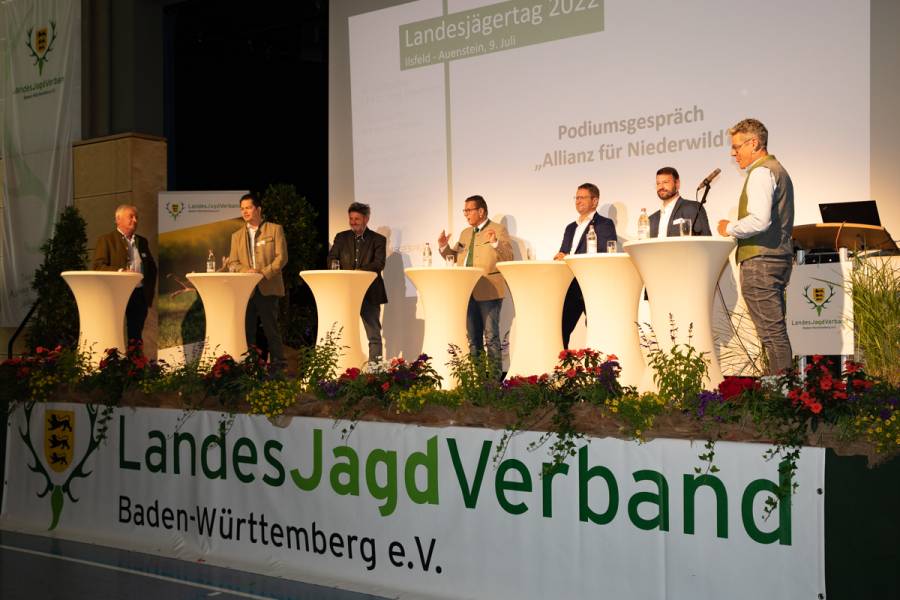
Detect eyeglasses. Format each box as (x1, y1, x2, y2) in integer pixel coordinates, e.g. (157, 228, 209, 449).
(730, 137, 756, 152)
(574, 195, 593, 201)
(462, 208, 479, 214)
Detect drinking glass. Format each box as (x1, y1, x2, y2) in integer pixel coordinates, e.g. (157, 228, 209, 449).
(330, 259, 341, 270)
(679, 219, 692, 236)
(606, 240, 617, 253)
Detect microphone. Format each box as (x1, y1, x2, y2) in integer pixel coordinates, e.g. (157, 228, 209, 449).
(697, 168, 721, 189)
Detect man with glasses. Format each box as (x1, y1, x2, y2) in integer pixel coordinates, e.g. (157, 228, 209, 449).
(717, 118, 795, 375)
(553, 183, 617, 349)
(438, 195, 513, 365)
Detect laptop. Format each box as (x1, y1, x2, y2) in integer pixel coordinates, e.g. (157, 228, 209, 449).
(819, 200, 881, 226)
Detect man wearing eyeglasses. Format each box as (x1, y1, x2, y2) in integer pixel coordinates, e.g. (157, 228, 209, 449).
(553, 183, 617, 349)
(717, 118, 795, 375)
(438, 195, 513, 365)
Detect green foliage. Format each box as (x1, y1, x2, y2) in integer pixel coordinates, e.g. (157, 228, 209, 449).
(27, 206, 88, 350)
(606, 390, 667, 441)
(640, 317, 709, 407)
(393, 384, 460, 413)
(849, 257, 900, 385)
(259, 183, 324, 347)
(296, 327, 343, 393)
(446, 345, 503, 406)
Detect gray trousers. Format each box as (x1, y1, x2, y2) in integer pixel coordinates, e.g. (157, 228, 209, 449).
(740, 255, 794, 375)
(360, 299, 383, 362)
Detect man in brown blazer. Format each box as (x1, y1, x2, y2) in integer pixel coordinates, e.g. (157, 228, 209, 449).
(438, 195, 513, 364)
(227, 193, 288, 368)
(92, 204, 157, 343)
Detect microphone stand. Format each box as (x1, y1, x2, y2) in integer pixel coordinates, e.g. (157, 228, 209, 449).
(694, 183, 712, 235)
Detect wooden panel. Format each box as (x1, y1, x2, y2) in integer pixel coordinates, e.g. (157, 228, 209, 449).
(73, 137, 133, 198)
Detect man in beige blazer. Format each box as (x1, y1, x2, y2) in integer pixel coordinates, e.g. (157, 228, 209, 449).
(438, 195, 513, 364)
(228, 193, 288, 368)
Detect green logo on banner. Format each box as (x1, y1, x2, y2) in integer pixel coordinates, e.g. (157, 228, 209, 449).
(26, 21, 58, 75)
(166, 202, 184, 221)
(802, 283, 835, 316)
(19, 402, 102, 530)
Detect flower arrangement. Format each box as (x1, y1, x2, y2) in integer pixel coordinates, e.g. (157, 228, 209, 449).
(324, 354, 443, 437)
(1, 345, 72, 406)
(204, 345, 268, 409)
(83, 341, 163, 404)
(247, 378, 303, 421)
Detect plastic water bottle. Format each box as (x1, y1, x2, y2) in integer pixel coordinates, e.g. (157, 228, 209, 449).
(206, 249, 216, 273)
(423, 242, 433, 267)
(637, 208, 650, 240)
(586, 223, 598, 254)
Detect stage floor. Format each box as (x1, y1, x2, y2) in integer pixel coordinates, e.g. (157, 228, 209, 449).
(0, 529, 390, 600)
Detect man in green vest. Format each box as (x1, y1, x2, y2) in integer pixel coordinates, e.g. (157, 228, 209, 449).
(717, 118, 795, 375)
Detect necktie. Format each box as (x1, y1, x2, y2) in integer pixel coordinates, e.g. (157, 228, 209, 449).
(465, 227, 477, 267)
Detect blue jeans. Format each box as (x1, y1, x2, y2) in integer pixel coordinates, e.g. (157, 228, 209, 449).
(740, 255, 794, 375)
(467, 297, 502, 364)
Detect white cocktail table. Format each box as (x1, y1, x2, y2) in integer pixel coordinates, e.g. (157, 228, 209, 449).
(624, 238, 735, 388)
(405, 266, 484, 388)
(61, 271, 143, 366)
(301, 270, 377, 373)
(496, 261, 573, 378)
(564, 254, 645, 388)
(186, 272, 263, 362)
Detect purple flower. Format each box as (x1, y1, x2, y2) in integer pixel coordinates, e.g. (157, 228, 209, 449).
(318, 379, 342, 399)
(696, 390, 723, 418)
(879, 408, 893, 421)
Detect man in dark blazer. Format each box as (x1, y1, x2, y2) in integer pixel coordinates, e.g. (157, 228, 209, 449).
(649, 167, 712, 237)
(327, 202, 388, 362)
(91, 204, 157, 343)
(553, 183, 617, 349)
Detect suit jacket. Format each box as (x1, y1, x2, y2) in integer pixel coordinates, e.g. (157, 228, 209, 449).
(92, 230, 157, 306)
(228, 221, 288, 296)
(327, 228, 388, 305)
(649, 197, 712, 237)
(559, 212, 617, 255)
(440, 219, 513, 301)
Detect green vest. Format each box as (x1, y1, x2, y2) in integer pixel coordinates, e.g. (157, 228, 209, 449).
(736, 154, 794, 263)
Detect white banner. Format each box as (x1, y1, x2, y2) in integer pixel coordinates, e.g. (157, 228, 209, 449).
(787, 262, 854, 356)
(2, 403, 826, 599)
(0, 0, 81, 326)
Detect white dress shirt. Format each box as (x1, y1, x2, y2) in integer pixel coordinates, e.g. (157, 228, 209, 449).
(727, 157, 776, 239)
(572, 211, 597, 251)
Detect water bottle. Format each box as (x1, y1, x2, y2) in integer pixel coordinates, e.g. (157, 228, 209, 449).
(423, 242, 433, 267)
(586, 223, 598, 254)
(206, 249, 216, 272)
(637, 208, 650, 240)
